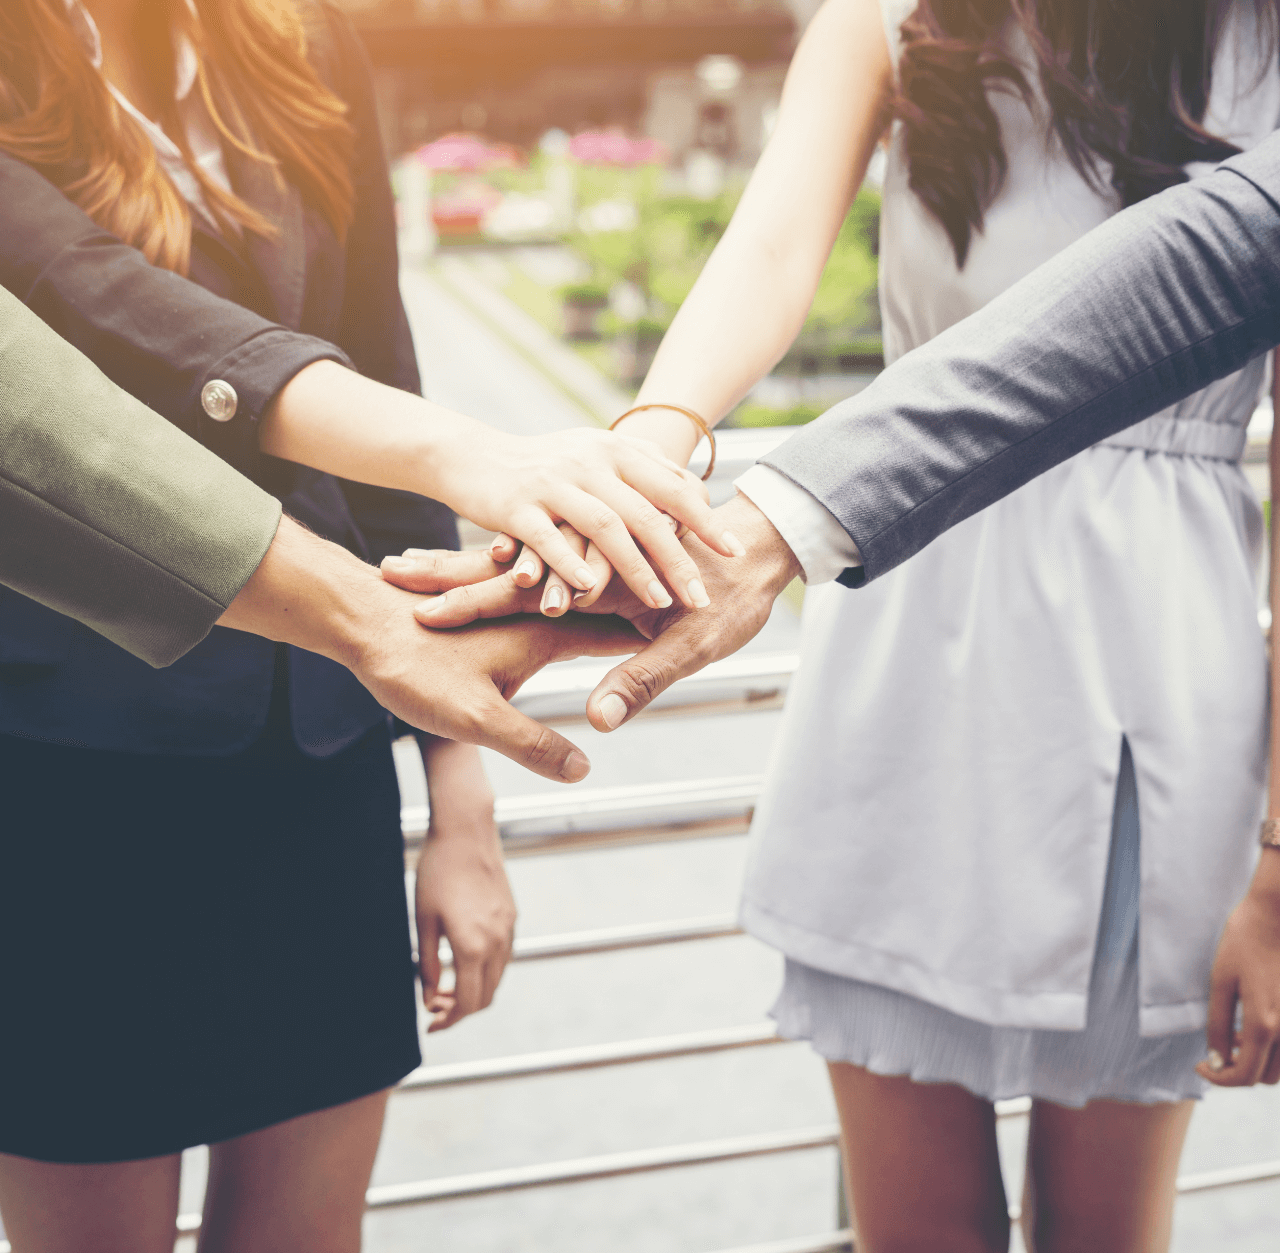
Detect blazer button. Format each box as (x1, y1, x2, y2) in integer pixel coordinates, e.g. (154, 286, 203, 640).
(201, 379, 238, 422)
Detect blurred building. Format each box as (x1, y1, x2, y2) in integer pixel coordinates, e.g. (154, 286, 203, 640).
(334, 0, 797, 162)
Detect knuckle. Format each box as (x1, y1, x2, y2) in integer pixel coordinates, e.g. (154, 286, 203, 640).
(631, 501, 664, 531)
(586, 505, 620, 535)
(619, 660, 667, 704)
(524, 726, 561, 770)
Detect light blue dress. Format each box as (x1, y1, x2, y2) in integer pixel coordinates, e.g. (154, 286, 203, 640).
(744, 0, 1278, 1105)
(771, 741, 1208, 1106)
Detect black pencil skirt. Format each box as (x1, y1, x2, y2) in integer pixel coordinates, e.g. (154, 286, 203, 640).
(0, 691, 420, 1163)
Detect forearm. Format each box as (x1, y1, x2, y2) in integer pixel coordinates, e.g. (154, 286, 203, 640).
(215, 514, 381, 669)
(768, 142, 1280, 584)
(422, 738, 497, 838)
(620, 241, 820, 461)
(258, 359, 486, 502)
(615, 0, 889, 462)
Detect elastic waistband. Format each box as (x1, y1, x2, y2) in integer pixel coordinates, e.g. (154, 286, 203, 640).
(1098, 416, 1247, 462)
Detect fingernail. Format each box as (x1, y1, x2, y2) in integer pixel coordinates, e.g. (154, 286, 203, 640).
(543, 584, 564, 613)
(576, 567, 597, 591)
(667, 515, 679, 531)
(687, 577, 710, 608)
(647, 579, 672, 609)
(490, 537, 506, 552)
(415, 597, 446, 617)
(1206, 1049, 1225, 1072)
(383, 556, 412, 572)
(403, 548, 431, 557)
(722, 530, 747, 557)
(515, 561, 538, 585)
(561, 749, 591, 782)
(599, 693, 627, 729)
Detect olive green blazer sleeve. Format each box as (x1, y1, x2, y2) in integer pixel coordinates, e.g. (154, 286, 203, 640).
(0, 286, 282, 668)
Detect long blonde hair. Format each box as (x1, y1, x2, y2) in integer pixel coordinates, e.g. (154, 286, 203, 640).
(0, 0, 355, 272)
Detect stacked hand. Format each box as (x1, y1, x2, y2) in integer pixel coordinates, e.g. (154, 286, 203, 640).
(380, 492, 802, 730)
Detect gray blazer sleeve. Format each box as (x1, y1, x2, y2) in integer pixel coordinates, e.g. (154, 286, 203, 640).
(763, 135, 1280, 586)
(0, 286, 282, 667)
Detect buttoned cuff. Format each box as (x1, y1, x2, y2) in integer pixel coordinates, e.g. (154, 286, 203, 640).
(194, 328, 352, 477)
(734, 464, 862, 586)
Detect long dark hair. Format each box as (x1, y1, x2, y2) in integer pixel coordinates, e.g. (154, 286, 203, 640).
(896, 0, 1272, 266)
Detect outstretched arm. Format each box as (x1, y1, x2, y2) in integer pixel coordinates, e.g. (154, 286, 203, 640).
(766, 137, 1280, 585)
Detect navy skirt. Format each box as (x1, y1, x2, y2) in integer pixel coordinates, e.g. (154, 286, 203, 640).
(0, 661, 420, 1163)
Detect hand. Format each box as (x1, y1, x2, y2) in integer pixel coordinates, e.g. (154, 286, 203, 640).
(433, 424, 731, 610)
(415, 739, 516, 1032)
(490, 485, 709, 617)
(381, 494, 802, 725)
(381, 530, 650, 628)
(1196, 849, 1280, 1086)
(218, 518, 643, 781)
(262, 362, 742, 609)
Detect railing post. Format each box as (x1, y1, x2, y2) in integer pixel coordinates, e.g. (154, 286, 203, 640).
(835, 1143, 850, 1234)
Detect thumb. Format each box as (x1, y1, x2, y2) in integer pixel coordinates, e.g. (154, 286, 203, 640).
(586, 631, 700, 732)
(474, 692, 594, 783)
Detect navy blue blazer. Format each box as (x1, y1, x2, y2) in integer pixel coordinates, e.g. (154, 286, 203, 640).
(0, 2, 457, 757)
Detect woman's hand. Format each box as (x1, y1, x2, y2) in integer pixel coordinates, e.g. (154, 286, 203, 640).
(416, 738, 516, 1032)
(261, 362, 742, 610)
(1197, 850, 1280, 1086)
(431, 424, 730, 610)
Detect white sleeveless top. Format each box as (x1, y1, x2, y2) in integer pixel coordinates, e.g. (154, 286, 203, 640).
(741, 0, 1279, 1036)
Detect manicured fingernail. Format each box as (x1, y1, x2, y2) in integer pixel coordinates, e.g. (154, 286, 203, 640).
(722, 530, 746, 557)
(599, 693, 627, 729)
(1206, 1049, 1225, 1072)
(383, 556, 412, 572)
(561, 749, 591, 782)
(687, 578, 710, 608)
(542, 584, 564, 613)
(576, 567, 597, 591)
(647, 579, 672, 609)
(515, 561, 538, 585)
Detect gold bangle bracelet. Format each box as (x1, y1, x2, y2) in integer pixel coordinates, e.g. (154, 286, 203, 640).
(1262, 818, 1280, 849)
(610, 403, 716, 482)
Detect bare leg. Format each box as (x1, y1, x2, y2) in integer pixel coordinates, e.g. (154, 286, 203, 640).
(1021, 1098, 1194, 1253)
(197, 1088, 391, 1253)
(827, 1062, 1010, 1253)
(0, 1151, 181, 1253)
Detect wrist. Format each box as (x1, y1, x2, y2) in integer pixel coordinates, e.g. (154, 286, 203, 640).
(614, 405, 703, 466)
(717, 492, 801, 596)
(219, 516, 389, 670)
(1250, 846, 1280, 908)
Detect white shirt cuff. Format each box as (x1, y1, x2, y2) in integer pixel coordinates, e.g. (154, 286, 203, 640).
(734, 464, 863, 585)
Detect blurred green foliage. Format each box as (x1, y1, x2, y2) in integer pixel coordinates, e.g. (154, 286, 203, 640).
(570, 170, 881, 360)
(730, 400, 826, 428)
